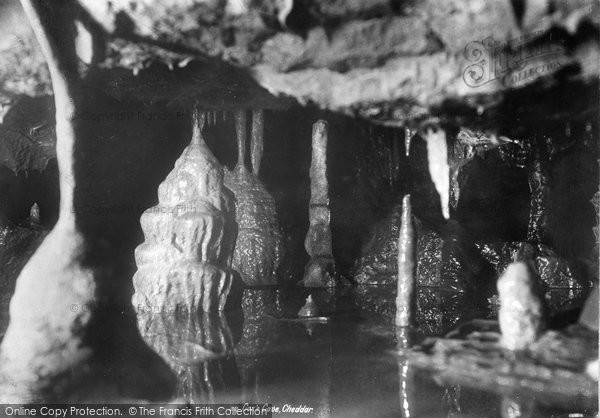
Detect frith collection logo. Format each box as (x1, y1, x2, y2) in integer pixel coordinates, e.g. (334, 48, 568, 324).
(462, 32, 565, 88)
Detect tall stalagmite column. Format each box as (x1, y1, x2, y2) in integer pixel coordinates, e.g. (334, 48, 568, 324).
(132, 109, 238, 312)
(0, 0, 175, 401)
(224, 110, 283, 286)
(396, 195, 416, 327)
(301, 120, 336, 287)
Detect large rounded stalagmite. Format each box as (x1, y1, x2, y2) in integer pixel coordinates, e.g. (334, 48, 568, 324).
(132, 109, 238, 312)
(224, 110, 283, 286)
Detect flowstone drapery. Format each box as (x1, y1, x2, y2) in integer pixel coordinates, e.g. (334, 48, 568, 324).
(132, 109, 238, 312)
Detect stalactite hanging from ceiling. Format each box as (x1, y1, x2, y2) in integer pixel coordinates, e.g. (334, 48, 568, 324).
(423, 126, 450, 220)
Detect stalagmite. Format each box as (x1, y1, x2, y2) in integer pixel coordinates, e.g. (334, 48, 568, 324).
(0, 0, 175, 401)
(132, 108, 238, 312)
(298, 295, 319, 317)
(224, 110, 283, 286)
(300, 120, 336, 287)
(29, 203, 40, 225)
(250, 109, 264, 176)
(395, 195, 416, 327)
(423, 127, 450, 219)
(497, 262, 544, 350)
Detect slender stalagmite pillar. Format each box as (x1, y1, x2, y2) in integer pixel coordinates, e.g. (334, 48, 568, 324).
(301, 120, 336, 287)
(395, 195, 416, 327)
(224, 110, 283, 286)
(423, 127, 450, 220)
(250, 110, 264, 176)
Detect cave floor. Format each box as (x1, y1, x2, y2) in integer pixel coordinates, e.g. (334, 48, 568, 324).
(0, 287, 596, 416)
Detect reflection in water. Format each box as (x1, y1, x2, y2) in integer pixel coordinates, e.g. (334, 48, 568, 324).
(137, 310, 242, 403)
(442, 385, 463, 418)
(0, 286, 592, 414)
(396, 327, 413, 418)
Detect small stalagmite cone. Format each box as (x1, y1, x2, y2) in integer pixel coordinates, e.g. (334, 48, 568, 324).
(497, 261, 544, 351)
(298, 295, 319, 318)
(29, 203, 40, 225)
(423, 126, 450, 220)
(395, 194, 416, 327)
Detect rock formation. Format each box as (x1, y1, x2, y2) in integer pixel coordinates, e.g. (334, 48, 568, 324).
(0, 0, 175, 401)
(396, 195, 416, 327)
(423, 126, 450, 220)
(497, 262, 545, 350)
(301, 120, 336, 287)
(132, 108, 238, 312)
(224, 110, 283, 286)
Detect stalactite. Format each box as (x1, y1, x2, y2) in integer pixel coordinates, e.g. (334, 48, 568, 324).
(301, 120, 336, 287)
(224, 110, 283, 286)
(396, 195, 416, 327)
(250, 109, 264, 176)
(497, 262, 544, 350)
(404, 127, 413, 157)
(132, 107, 238, 312)
(423, 127, 450, 219)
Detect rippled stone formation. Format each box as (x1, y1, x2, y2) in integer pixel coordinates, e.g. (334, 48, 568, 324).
(497, 262, 545, 351)
(132, 110, 237, 312)
(224, 110, 283, 286)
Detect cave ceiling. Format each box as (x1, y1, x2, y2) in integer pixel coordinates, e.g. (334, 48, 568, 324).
(0, 0, 598, 134)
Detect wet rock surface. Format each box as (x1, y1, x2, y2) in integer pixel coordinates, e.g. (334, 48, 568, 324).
(409, 321, 598, 409)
